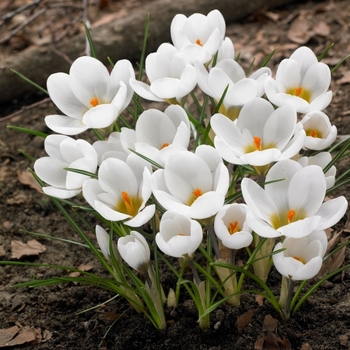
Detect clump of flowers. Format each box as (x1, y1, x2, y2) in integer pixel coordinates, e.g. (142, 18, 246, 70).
(4, 8, 350, 331)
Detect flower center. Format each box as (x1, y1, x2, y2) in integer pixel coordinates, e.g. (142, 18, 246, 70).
(305, 129, 322, 138)
(253, 136, 261, 151)
(269, 208, 306, 229)
(287, 209, 295, 223)
(195, 39, 203, 46)
(292, 256, 306, 264)
(187, 188, 204, 205)
(160, 143, 169, 149)
(90, 97, 99, 107)
(228, 221, 240, 235)
(285, 86, 311, 103)
(115, 191, 142, 217)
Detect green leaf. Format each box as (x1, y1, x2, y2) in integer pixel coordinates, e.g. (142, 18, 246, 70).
(11, 69, 48, 95)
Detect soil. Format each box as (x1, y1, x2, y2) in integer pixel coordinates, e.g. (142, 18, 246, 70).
(1, 0, 350, 349)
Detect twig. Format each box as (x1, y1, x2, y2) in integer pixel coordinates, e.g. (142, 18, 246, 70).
(1, 98, 51, 122)
(0, 8, 46, 44)
(50, 46, 73, 65)
(0, 0, 42, 27)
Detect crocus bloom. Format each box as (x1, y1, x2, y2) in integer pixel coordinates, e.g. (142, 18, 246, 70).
(83, 155, 155, 227)
(265, 46, 332, 113)
(242, 159, 348, 238)
(155, 211, 203, 259)
(46, 56, 134, 135)
(129, 43, 197, 105)
(118, 231, 150, 273)
(95, 225, 111, 259)
(152, 145, 229, 219)
(120, 105, 191, 166)
(272, 230, 327, 280)
(170, 9, 226, 64)
(298, 152, 336, 190)
(214, 204, 253, 250)
(196, 60, 271, 120)
(93, 132, 128, 165)
(34, 135, 98, 199)
(300, 111, 337, 150)
(211, 98, 305, 167)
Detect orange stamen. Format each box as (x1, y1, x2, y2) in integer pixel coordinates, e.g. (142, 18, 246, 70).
(228, 221, 239, 235)
(295, 87, 303, 96)
(253, 136, 261, 151)
(90, 97, 99, 107)
(121, 191, 134, 216)
(192, 188, 203, 198)
(195, 39, 203, 46)
(310, 130, 317, 138)
(160, 143, 169, 149)
(287, 209, 295, 223)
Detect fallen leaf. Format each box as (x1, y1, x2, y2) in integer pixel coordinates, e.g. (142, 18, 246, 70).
(0, 325, 20, 346)
(17, 170, 42, 193)
(339, 334, 348, 346)
(237, 309, 254, 333)
(0, 245, 5, 257)
(314, 21, 330, 36)
(263, 314, 278, 332)
(256, 294, 264, 306)
(69, 263, 93, 283)
(287, 15, 313, 44)
(300, 343, 312, 350)
(11, 239, 46, 259)
(337, 71, 350, 85)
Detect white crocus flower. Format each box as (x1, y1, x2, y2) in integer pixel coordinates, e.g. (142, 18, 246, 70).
(93, 132, 128, 165)
(152, 145, 229, 220)
(242, 159, 348, 238)
(211, 98, 305, 167)
(214, 204, 253, 250)
(83, 154, 155, 227)
(272, 230, 328, 280)
(298, 152, 336, 190)
(120, 105, 191, 166)
(300, 111, 337, 150)
(196, 60, 271, 120)
(265, 46, 332, 113)
(118, 231, 150, 274)
(170, 9, 226, 65)
(45, 56, 134, 135)
(155, 211, 203, 259)
(130, 43, 197, 105)
(34, 135, 98, 199)
(95, 225, 111, 259)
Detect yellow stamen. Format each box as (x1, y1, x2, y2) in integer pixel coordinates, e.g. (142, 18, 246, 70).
(293, 256, 306, 264)
(195, 39, 203, 46)
(160, 143, 169, 149)
(90, 97, 99, 107)
(253, 136, 261, 151)
(192, 188, 203, 198)
(178, 233, 185, 236)
(228, 221, 240, 235)
(306, 129, 322, 138)
(287, 209, 295, 223)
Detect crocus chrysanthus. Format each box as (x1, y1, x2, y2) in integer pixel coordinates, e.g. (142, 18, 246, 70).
(155, 211, 203, 259)
(211, 98, 305, 167)
(170, 9, 226, 64)
(95, 225, 111, 259)
(83, 154, 155, 227)
(130, 43, 197, 105)
(118, 231, 150, 273)
(46, 56, 134, 135)
(300, 111, 337, 150)
(120, 105, 191, 166)
(242, 159, 348, 238)
(214, 204, 253, 250)
(272, 230, 328, 280)
(152, 145, 229, 220)
(34, 135, 98, 199)
(265, 46, 332, 113)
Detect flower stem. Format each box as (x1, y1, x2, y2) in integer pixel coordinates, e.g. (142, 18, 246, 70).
(279, 276, 295, 321)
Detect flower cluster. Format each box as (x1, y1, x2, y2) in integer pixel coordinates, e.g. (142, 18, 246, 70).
(22, 9, 349, 328)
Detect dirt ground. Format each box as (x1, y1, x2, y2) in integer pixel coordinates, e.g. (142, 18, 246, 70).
(1, 0, 350, 349)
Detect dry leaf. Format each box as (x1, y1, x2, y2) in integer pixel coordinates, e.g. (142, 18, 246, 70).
(313, 21, 330, 36)
(263, 314, 278, 332)
(300, 342, 312, 350)
(337, 71, 350, 85)
(69, 263, 93, 284)
(17, 170, 42, 193)
(0, 325, 20, 346)
(237, 309, 254, 333)
(0, 245, 5, 257)
(11, 239, 46, 259)
(255, 294, 264, 306)
(287, 16, 313, 44)
(339, 334, 348, 346)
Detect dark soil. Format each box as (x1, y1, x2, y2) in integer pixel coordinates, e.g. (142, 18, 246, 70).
(1, 0, 350, 349)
